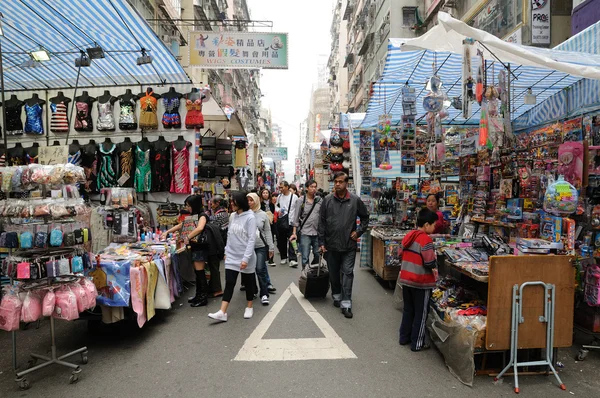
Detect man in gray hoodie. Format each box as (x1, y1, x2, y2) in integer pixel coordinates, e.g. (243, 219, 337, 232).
(318, 172, 370, 319)
(209, 192, 258, 322)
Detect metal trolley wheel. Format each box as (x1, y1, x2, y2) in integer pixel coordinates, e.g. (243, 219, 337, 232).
(15, 377, 31, 391)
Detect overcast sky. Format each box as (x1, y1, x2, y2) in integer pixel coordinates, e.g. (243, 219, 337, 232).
(248, 0, 336, 181)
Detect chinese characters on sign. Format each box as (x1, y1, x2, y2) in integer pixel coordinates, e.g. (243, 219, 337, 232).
(38, 146, 69, 165)
(262, 147, 288, 161)
(531, 0, 551, 45)
(189, 32, 288, 69)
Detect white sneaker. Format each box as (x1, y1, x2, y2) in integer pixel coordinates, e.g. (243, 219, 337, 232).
(261, 295, 270, 305)
(208, 310, 228, 322)
(244, 307, 254, 319)
(289, 260, 298, 267)
(280, 259, 288, 265)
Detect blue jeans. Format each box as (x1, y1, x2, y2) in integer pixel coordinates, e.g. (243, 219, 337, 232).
(299, 234, 319, 268)
(326, 250, 357, 309)
(255, 246, 269, 297)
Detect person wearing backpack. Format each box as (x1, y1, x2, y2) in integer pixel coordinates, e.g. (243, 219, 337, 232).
(290, 180, 322, 270)
(162, 195, 211, 307)
(247, 193, 275, 305)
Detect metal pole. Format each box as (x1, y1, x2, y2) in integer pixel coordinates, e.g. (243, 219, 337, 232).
(1, 33, 8, 151)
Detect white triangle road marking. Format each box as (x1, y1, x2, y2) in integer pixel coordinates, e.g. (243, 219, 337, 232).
(233, 282, 357, 361)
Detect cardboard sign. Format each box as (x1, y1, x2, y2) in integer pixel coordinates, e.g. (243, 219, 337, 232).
(38, 145, 69, 165)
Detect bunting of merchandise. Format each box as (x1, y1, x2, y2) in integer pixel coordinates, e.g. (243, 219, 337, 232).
(189, 32, 289, 69)
(262, 147, 288, 161)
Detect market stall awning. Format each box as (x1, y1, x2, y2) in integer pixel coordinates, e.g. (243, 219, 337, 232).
(0, 0, 191, 91)
(361, 12, 600, 128)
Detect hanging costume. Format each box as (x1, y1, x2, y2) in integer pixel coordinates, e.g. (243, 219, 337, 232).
(50, 102, 69, 133)
(24, 103, 44, 135)
(75, 101, 93, 132)
(119, 99, 137, 130)
(152, 145, 171, 192)
(118, 147, 135, 188)
(185, 99, 204, 129)
(170, 142, 191, 194)
(135, 145, 152, 192)
(162, 97, 181, 128)
(139, 91, 158, 129)
(97, 145, 118, 189)
(97, 102, 116, 131)
(5, 103, 24, 135)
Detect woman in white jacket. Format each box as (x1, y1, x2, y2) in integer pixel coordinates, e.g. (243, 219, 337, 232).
(209, 192, 257, 322)
(247, 193, 275, 305)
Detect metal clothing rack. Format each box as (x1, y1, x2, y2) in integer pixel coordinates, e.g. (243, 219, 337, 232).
(494, 282, 565, 394)
(14, 277, 88, 390)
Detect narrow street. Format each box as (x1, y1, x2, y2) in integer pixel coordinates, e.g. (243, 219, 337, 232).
(1, 255, 599, 398)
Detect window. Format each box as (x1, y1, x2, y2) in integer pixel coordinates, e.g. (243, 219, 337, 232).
(468, 0, 523, 40)
(402, 7, 417, 27)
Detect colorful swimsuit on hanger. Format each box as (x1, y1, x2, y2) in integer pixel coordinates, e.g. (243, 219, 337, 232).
(24, 103, 44, 135)
(152, 145, 171, 192)
(139, 92, 158, 129)
(185, 99, 204, 129)
(119, 99, 137, 130)
(97, 102, 116, 131)
(5, 103, 23, 135)
(170, 142, 191, 194)
(97, 144, 118, 189)
(118, 146, 135, 188)
(50, 102, 69, 133)
(75, 101, 93, 131)
(135, 145, 152, 192)
(162, 97, 181, 128)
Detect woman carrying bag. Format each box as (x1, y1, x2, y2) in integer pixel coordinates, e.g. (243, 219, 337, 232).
(247, 193, 275, 305)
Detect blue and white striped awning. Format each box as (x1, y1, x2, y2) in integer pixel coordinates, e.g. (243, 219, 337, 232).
(555, 19, 600, 54)
(361, 13, 600, 128)
(0, 0, 190, 91)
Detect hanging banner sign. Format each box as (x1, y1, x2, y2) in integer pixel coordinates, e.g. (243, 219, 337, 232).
(531, 0, 551, 46)
(189, 32, 289, 69)
(262, 147, 288, 161)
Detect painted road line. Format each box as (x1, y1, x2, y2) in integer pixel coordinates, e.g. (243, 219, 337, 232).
(233, 283, 357, 361)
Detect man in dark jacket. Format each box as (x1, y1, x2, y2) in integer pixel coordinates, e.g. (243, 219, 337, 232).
(318, 172, 370, 319)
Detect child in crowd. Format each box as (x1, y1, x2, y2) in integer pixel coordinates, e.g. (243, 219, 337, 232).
(398, 208, 438, 352)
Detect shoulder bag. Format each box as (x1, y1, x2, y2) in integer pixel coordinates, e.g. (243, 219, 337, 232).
(276, 194, 294, 229)
(299, 197, 320, 232)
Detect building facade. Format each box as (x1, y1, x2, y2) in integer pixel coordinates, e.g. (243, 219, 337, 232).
(572, 0, 600, 35)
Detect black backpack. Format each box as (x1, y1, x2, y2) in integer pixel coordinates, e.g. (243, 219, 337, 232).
(204, 222, 226, 260)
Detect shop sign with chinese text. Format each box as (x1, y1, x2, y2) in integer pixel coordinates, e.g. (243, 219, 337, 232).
(531, 0, 551, 45)
(189, 32, 288, 69)
(262, 147, 288, 161)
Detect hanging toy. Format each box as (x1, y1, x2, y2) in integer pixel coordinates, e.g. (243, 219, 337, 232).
(379, 147, 393, 170)
(479, 107, 488, 147)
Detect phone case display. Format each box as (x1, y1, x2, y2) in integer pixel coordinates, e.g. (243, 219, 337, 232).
(135, 145, 152, 193)
(401, 115, 416, 173)
(24, 103, 44, 135)
(139, 90, 159, 130)
(170, 142, 191, 194)
(50, 102, 69, 133)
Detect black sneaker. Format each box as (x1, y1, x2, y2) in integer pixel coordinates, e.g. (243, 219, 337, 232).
(268, 284, 277, 294)
(341, 308, 353, 319)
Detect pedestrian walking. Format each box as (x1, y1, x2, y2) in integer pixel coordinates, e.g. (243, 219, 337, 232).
(206, 195, 228, 298)
(275, 181, 298, 266)
(208, 192, 258, 322)
(399, 208, 438, 352)
(162, 195, 211, 307)
(318, 172, 369, 319)
(247, 193, 275, 306)
(290, 180, 322, 270)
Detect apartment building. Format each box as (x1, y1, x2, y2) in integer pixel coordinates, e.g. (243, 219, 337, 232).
(341, 0, 419, 113)
(129, 0, 264, 139)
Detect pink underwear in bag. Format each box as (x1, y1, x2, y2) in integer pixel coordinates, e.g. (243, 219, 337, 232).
(0, 292, 23, 331)
(21, 291, 43, 323)
(53, 287, 79, 321)
(80, 278, 97, 310)
(70, 283, 87, 313)
(42, 290, 56, 317)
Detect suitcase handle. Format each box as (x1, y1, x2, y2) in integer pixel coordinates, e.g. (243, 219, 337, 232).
(318, 253, 324, 277)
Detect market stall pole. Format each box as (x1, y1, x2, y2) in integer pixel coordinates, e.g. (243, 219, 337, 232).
(15, 279, 87, 390)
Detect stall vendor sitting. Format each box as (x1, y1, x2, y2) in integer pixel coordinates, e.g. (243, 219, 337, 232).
(426, 193, 448, 234)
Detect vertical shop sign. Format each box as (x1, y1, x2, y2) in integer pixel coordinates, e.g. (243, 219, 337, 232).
(189, 32, 288, 69)
(295, 158, 301, 176)
(531, 0, 551, 45)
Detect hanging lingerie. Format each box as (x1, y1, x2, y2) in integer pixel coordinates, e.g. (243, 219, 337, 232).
(152, 145, 171, 192)
(97, 101, 116, 131)
(139, 92, 158, 130)
(5, 103, 24, 135)
(185, 99, 204, 129)
(97, 144, 118, 189)
(50, 102, 69, 133)
(75, 101, 93, 132)
(118, 146, 135, 188)
(135, 145, 152, 193)
(24, 103, 44, 135)
(170, 142, 191, 194)
(162, 97, 181, 128)
(119, 99, 138, 130)
(81, 148, 98, 193)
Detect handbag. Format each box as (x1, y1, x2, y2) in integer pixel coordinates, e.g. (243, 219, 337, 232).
(202, 148, 217, 160)
(17, 262, 31, 279)
(215, 166, 231, 176)
(199, 166, 216, 179)
(216, 130, 232, 150)
(276, 194, 294, 229)
(201, 129, 216, 148)
(216, 152, 232, 165)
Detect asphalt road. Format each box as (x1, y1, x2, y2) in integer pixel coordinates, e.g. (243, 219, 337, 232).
(1, 254, 600, 397)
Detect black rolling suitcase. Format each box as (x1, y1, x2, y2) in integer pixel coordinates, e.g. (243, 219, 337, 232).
(298, 254, 329, 298)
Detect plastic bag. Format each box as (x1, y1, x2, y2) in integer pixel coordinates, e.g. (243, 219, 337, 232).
(0, 289, 23, 331)
(34, 203, 51, 217)
(70, 283, 87, 313)
(50, 203, 70, 219)
(21, 291, 43, 323)
(543, 175, 578, 216)
(42, 290, 56, 317)
(53, 287, 79, 321)
(31, 165, 52, 185)
(49, 165, 65, 185)
(80, 278, 97, 310)
(63, 164, 84, 184)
